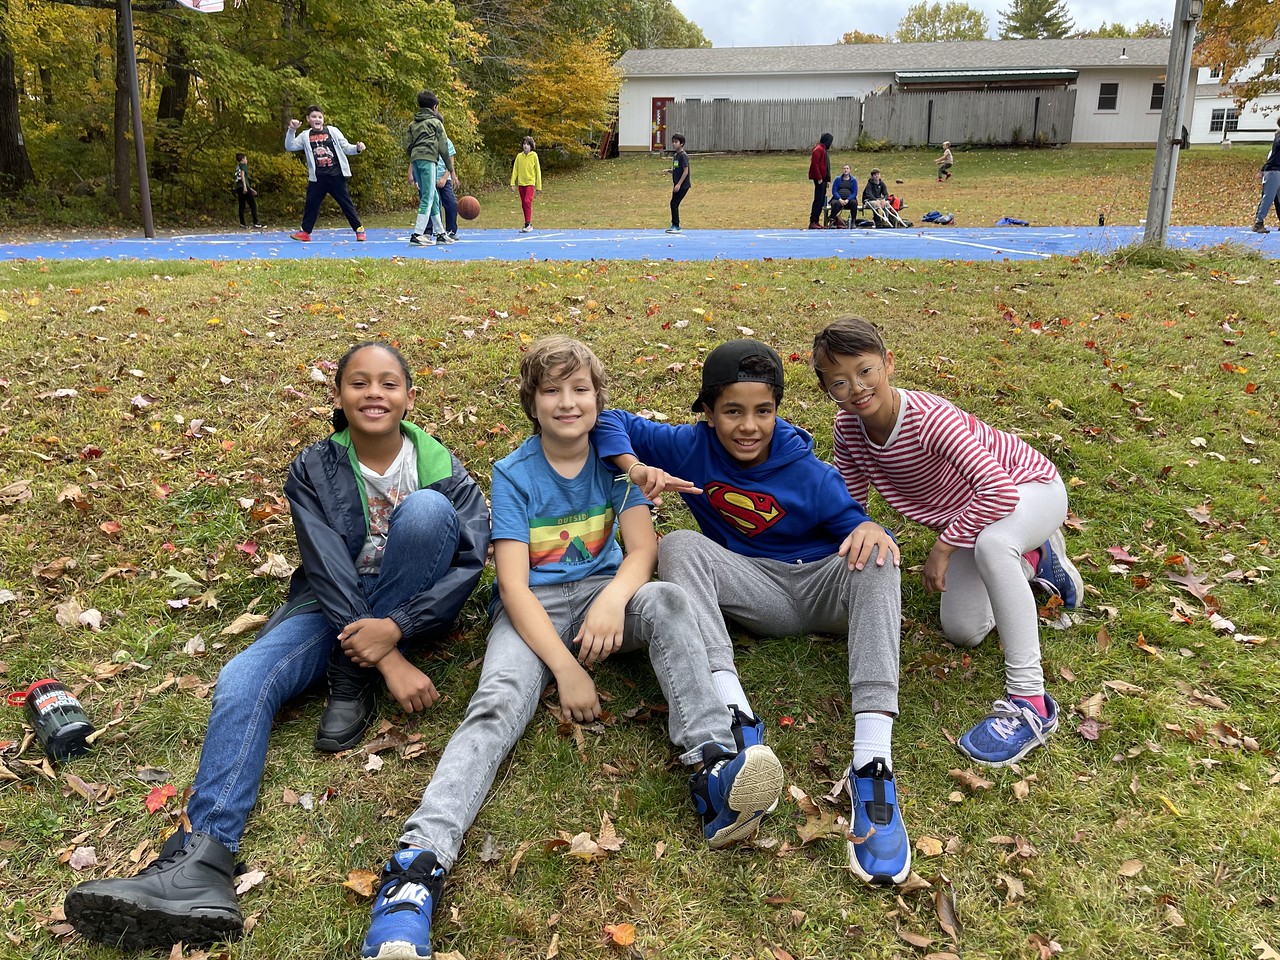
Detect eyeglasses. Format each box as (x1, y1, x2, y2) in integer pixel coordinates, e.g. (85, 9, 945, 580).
(824, 364, 884, 402)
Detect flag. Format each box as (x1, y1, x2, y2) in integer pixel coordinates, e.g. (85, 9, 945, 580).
(175, 0, 225, 11)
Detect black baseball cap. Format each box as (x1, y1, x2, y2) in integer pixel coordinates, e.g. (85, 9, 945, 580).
(692, 339, 785, 412)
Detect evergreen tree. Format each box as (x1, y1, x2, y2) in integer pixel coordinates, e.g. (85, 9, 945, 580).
(998, 0, 1074, 40)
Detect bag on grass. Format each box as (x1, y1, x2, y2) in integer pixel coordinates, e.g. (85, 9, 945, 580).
(995, 216, 1029, 226)
(921, 210, 942, 222)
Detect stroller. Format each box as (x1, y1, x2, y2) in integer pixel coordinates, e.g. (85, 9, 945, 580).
(869, 193, 912, 228)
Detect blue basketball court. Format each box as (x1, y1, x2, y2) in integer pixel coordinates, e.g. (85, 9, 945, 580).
(0, 225, 1273, 263)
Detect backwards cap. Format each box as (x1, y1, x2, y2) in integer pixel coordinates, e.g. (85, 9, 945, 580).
(692, 339, 785, 412)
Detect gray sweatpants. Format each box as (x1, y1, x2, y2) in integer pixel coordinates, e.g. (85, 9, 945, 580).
(657, 530, 901, 717)
(938, 478, 1067, 697)
(399, 577, 732, 871)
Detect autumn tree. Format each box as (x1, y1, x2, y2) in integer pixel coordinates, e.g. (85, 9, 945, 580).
(839, 30, 890, 43)
(1196, 0, 1280, 102)
(895, 2, 990, 43)
(998, 0, 1073, 39)
(490, 31, 621, 158)
(0, 0, 34, 195)
(1072, 19, 1170, 38)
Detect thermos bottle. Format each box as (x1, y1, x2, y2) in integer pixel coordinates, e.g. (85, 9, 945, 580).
(7, 678, 95, 761)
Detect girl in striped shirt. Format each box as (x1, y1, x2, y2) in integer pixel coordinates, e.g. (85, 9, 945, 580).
(811, 316, 1083, 767)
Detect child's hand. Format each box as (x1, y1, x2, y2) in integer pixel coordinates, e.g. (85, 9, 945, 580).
(574, 595, 626, 666)
(288, 119, 301, 131)
(379, 652, 440, 713)
(626, 463, 703, 501)
(839, 522, 901, 571)
(339, 617, 403, 666)
(922, 540, 956, 593)
(556, 662, 601, 722)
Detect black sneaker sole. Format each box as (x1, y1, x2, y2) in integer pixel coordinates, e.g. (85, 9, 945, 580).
(65, 888, 242, 949)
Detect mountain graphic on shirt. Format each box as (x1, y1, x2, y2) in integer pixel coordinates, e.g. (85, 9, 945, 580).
(528, 505, 614, 568)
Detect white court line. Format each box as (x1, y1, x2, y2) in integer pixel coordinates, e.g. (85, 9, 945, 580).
(914, 232, 1053, 259)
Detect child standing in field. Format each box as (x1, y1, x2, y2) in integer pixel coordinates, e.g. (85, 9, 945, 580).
(510, 135, 542, 232)
(63, 342, 490, 951)
(359, 336, 783, 959)
(811, 317, 1083, 767)
(285, 105, 368, 242)
(935, 141, 954, 181)
(596, 339, 912, 888)
(233, 152, 263, 229)
(667, 132, 690, 234)
(404, 90, 456, 246)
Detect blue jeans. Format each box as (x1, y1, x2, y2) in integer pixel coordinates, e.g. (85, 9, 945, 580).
(399, 578, 732, 871)
(186, 489, 460, 851)
(1256, 170, 1280, 225)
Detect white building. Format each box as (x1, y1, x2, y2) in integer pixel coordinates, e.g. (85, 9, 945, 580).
(1191, 50, 1280, 145)
(614, 38, 1277, 151)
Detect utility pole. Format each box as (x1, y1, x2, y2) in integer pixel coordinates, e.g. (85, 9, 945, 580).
(1143, 0, 1203, 246)
(120, 0, 155, 238)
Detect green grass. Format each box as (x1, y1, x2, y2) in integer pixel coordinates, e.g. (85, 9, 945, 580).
(0, 184, 1277, 960)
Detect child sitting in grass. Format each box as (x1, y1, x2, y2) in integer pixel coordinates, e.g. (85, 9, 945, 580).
(358, 336, 783, 960)
(811, 317, 1083, 767)
(595, 338, 912, 888)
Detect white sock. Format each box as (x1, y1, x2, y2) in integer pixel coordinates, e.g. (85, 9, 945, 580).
(712, 670, 753, 716)
(852, 712, 894, 772)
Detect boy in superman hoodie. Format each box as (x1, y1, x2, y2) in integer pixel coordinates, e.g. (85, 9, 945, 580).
(592, 339, 912, 887)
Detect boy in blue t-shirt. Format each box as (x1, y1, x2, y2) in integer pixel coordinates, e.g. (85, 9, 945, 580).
(359, 336, 783, 959)
(593, 338, 912, 888)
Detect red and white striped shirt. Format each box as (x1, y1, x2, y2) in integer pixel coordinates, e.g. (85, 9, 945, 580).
(833, 389, 1058, 548)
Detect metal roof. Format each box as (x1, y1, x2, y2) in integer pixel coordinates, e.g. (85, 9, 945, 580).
(616, 38, 1171, 77)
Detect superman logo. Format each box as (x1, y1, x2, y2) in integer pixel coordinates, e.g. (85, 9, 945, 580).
(704, 481, 786, 537)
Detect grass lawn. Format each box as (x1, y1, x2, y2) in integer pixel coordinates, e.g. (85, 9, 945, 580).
(366, 146, 1275, 232)
(0, 197, 1277, 960)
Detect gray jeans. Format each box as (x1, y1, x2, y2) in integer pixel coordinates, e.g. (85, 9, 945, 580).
(657, 530, 902, 717)
(399, 577, 731, 870)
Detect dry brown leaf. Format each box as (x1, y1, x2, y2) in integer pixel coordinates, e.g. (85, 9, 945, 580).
(1117, 859, 1144, 877)
(997, 872, 1026, 902)
(545, 932, 559, 959)
(508, 839, 536, 877)
(934, 874, 962, 942)
(343, 868, 380, 898)
(948, 768, 993, 792)
(222, 612, 269, 636)
(603, 922, 636, 946)
(915, 836, 944, 857)
(566, 832, 602, 860)
(1254, 940, 1280, 960)
(897, 926, 934, 949)
(233, 868, 266, 896)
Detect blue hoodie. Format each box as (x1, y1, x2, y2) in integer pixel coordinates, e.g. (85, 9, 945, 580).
(592, 410, 880, 563)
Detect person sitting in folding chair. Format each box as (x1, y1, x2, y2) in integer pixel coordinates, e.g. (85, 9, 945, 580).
(862, 168, 893, 227)
(826, 164, 859, 228)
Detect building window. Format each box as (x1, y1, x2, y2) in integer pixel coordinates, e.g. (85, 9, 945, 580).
(1209, 108, 1239, 133)
(1264, 56, 1277, 75)
(684, 98, 701, 104)
(1149, 82, 1164, 110)
(1208, 65, 1222, 79)
(1097, 82, 1119, 111)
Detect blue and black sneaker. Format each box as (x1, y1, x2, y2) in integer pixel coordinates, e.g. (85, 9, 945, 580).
(688, 743, 783, 849)
(958, 694, 1059, 767)
(848, 758, 911, 886)
(361, 848, 444, 960)
(729, 704, 766, 751)
(1032, 529, 1083, 609)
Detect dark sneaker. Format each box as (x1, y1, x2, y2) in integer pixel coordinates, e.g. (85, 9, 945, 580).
(728, 704, 765, 752)
(958, 695, 1059, 767)
(289, 231, 311, 242)
(409, 233, 434, 246)
(688, 743, 783, 849)
(435, 233, 456, 244)
(1251, 222, 1270, 234)
(665, 226, 682, 234)
(1032, 528, 1083, 609)
(315, 650, 378, 753)
(63, 832, 242, 949)
(848, 758, 911, 886)
(361, 849, 444, 959)
(519, 224, 532, 233)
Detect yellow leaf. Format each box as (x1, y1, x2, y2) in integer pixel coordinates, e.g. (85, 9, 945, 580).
(603, 922, 636, 946)
(1158, 795, 1183, 816)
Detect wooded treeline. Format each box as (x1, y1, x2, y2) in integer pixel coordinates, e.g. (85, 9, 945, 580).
(0, 0, 706, 223)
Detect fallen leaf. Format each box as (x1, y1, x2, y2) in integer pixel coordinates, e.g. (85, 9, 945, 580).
(948, 768, 993, 792)
(68, 846, 98, 871)
(934, 873, 962, 942)
(222, 613, 269, 636)
(234, 868, 266, 895)
(343, 868, 380, 898)
(603, 922, 636, 946)
(144, 784, 177, 813)
(915, 836, 944, 857)
(1117, 859, 1144, 877)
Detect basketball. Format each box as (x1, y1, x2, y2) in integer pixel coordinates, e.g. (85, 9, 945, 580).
(458, 195, 480, 220)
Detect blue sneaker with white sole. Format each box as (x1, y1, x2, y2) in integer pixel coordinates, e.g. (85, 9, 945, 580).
(361, 848, 444, 960)
(688, 743, 783, 849)
(958, 694, 1058, 767)
(848, 758, 911, 886)
(728, 704, 766, 751)
(1033, 529, 1083, 608)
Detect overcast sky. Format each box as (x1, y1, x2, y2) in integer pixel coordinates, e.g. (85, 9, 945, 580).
(671, 0, 1178, 46)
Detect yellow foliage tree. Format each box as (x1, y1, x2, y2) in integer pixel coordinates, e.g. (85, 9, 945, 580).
(1196, 0, 1280, 103)
(491, 30, 621, 158)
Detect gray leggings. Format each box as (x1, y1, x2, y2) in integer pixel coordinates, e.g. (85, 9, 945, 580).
(657, 530, 902, 717)
(938, 478, 1067, 697)
(399, 577, 731, 870)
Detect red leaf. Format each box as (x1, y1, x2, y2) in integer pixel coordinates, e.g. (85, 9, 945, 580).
(145, 783, 177, 813)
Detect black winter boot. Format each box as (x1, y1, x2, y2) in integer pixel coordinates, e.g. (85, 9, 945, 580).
(315, 647, 379, 752)
(64, 831, 243, 949)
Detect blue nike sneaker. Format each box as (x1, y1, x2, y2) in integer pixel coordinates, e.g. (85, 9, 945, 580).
(729, 704, 766, 751)
(1033, 529, 1083, 608)
(688, 743, 784, 849)
(848, 758, 911, 886)
(958, 694, 1059, 767)
(361, 848, 444, 960)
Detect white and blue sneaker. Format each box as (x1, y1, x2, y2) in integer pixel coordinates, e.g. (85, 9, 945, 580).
(728, 704, 766, 751)
(958, 694, 1059, 767)
(848, 758, 911, 886)
(361, 848, 444, 960)
(1032, 529, 1083, 608)
(688, 743, 783, 849)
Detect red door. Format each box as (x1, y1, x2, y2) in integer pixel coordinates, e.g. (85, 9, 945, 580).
(651, 98, 673, 151)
